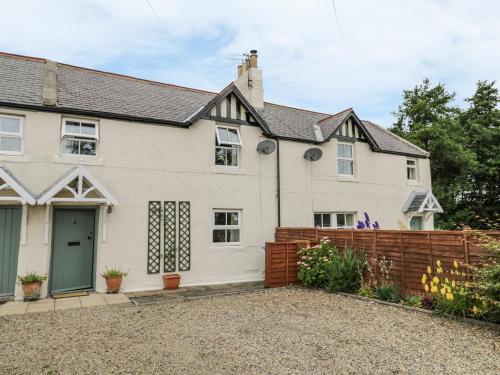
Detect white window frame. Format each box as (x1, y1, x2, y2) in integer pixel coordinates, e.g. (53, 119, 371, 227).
(215, 125, 242, 168)
(406, 158, 418, 181)
(0, 114, 24, 155)
(314, 212, 356, 229)
(61, 118, 99, 157)
(337, 142, 355, 176)
(212, 209, 242, 245)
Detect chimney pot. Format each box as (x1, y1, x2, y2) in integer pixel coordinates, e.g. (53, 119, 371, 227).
(249, 50, 258, 69)
(237, 64, 243, 77)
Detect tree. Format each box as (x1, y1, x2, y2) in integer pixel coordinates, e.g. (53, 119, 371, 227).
(390, 79, 476, 229)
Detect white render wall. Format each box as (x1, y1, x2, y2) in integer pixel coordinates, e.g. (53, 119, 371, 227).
(0, 106, 432, 297)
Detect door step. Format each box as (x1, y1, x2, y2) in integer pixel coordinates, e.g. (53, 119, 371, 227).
(52, 291, 89, 299)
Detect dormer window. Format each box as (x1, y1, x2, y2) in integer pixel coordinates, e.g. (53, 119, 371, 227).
(338, 142, 354, 176)
(407, 158, 417, 181)
(215, 126, 242, 167)
(61, 118, 99, 156)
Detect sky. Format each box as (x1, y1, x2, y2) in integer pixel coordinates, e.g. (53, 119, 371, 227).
(1, 0, 499, 126)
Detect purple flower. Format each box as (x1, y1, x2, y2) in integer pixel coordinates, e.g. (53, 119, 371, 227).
(357, 220, 365, 229)
(373, 221, 380, 229)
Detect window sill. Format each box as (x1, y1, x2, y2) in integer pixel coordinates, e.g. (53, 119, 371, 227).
(406, 181, 422, 187)
(212, 166, 245, 175)
(0, 154, 31, 163)
(53, 155, 104, 166)
(210, 244, 245, 251)
(338, 175, 359, 183)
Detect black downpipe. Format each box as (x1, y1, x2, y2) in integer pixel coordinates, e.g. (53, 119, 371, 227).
(276, 138, 281, 227)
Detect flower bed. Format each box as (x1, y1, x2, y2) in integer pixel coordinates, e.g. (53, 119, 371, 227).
(297, 236, 499, 325)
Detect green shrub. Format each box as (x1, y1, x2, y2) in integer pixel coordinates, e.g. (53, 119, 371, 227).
(402, 295, 423, 308)
(17, 272, 47, 285)
(325, 249, 366, 293)
(101, 267, 128, 280)
(297, 239, 336, 287)
(357, 283, 375, 298)
(376, 284, 399, 302)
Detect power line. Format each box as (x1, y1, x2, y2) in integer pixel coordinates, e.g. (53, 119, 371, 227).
(144, 0, 211, 87)
(330, 0, 342, 38)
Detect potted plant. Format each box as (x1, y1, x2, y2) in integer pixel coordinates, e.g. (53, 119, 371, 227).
(162, 274, 181, 290)
(101, 267, 128, 293)
(18, 272, 47, 301)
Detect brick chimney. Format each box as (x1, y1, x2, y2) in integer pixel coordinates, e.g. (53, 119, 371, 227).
(234, 50, 264, 109)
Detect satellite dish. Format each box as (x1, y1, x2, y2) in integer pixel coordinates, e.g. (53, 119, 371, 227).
(256, 140, 276, 155)
(304, 148, 323, 161)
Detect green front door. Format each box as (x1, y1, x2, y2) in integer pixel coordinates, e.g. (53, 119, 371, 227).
(0, 207, 21, 296)
(50, 209, 96, 293)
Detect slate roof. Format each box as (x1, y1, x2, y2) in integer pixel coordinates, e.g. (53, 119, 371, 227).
(405, 192, 429, 212)
(0, 52, 428, 157)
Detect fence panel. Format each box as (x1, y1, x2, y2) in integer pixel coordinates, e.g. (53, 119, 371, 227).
(268, 227, 500, 294)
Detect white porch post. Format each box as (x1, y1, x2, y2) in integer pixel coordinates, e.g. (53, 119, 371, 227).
(21, 202, 28, 245)
(43, 203, 51, 244)
(102, 204, 108, 243)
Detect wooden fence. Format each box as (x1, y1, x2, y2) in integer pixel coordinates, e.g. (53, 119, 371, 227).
(265, 227, 500, 294)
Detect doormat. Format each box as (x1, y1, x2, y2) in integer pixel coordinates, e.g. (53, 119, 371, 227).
(52, 291, 89, 299)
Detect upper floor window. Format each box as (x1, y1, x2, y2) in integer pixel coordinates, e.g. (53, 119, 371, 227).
(213, 209, 241, 244)
(314, 212, 355, 229)
(215, 126, 241, 167)
(61, 118, 99, 156)
(407, 158, 417, 181)
(338, 142, 354, 176)
(0, 115, 23, 154)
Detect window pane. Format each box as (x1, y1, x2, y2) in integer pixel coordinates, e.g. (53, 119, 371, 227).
(227, 128, 240, 143)
(0, 136, 21, 152)
(215, 147, 226, 165)
(338, 160, 353, 175)
(228, 148, 238, 166)
(346, 214, 354, 227)
(214, 212, 226, 225)
(227, 229, 240, 243)
(337, 214, 346, 228)
(81, 122, 96, 136)
(407, 159, 416, 166)
(322, 214, 331, 227)
(1, 117, 21, 133)
(65, 121, 80, 134)
(79, 141, 96, 155)
(61, 139, 80, 154)
(338, 144, 352, 158)
(213, 230, 226, 242)
(217, 127, 241, 145)
(314, 214, 322, 227)
(407, 167, 416, 180)
(227, 212, 239, 225)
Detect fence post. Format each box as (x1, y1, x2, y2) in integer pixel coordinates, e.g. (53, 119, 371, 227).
(463, 232, 470, 280)
(351, 230, 354, 248)
(400, 232, 406, 296)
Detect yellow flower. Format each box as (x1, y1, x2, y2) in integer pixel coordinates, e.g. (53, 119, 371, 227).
(430, 281, 434, 288)
(427, 266, 432, 274)
(437, 267, 443, 274)
(431, 285, 438, 293)
(472, 306, 479, 315)
(440, 288, 446, 296)
(445, 277, 449, 284)
(446, 293, 454, 301)
(421, 274, 427, 284)
(451, 280, 456, 288)
(424, 284, 429, 292)
(453, 260, 459, 269)
(450, 270, 455, 275)
(432, 277, 439, 284)
(437, 260, 442, 267)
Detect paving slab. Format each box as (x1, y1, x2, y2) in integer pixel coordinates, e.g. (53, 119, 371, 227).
(80, 294, 107, 308)
(0, 301, 29, 316)
(27, 301, 55, 313)
(102, 293, 130, 305)
(55, 297, 82, 311)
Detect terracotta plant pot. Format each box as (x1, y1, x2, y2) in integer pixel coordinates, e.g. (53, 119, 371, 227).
(105, 277, 123, 294)
(22, 281, 43, 301)
(162, 274, 181, 290)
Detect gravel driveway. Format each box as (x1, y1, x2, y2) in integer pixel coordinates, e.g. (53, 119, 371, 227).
(1, 288, 498, 374)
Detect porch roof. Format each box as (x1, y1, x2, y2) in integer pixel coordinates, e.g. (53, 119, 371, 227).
(0, 167, 36, 205)
(403, 191, 443, 214)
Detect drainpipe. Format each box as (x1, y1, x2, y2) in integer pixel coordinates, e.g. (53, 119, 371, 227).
(276, 138, 281, 227)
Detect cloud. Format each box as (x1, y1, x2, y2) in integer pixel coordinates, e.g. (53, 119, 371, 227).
(1, 0, 498, 126)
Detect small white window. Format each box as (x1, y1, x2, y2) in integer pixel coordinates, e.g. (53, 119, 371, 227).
(61, 118, 99, 156)
(407, 158, 417, 181)
(0, 115, 23, 154)
(213, 210, 241, 244)
(215, 126, 241, 167)
(338, 142, 354, 176)
(314, 212, 355, 229)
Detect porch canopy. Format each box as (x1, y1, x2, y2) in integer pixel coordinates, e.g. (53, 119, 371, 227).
(37, 166, 118, 243)
(402, 191, 443, 227)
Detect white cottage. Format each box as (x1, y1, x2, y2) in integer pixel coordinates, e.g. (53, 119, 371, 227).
(0, 50, 441, 299)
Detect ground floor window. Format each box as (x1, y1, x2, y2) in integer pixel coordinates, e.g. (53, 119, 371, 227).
(213, 210, 241, 244)
(314, 212, 355, 229)
(409, 215, 423, 230)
